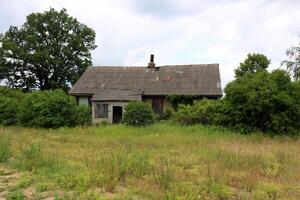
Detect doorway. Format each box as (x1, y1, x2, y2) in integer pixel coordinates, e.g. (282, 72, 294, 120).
(112, 106, 123, 123)
(152, 97, 164, 114)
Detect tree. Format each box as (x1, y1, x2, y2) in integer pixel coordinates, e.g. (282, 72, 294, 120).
(0, 8, 96, 91)
(234, 53, 270, 77)
(282, 40, 300, 81)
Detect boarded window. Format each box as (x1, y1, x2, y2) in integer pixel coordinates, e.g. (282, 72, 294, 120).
(95, 103, 108, 118)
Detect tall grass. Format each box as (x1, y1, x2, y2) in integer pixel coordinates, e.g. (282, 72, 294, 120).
(1, 124, 299, 199)
(13, 143, 60, 171)
(0, 134, 11, 162)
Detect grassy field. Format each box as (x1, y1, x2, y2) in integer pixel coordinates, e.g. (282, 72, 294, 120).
(0, 123, 300, 200)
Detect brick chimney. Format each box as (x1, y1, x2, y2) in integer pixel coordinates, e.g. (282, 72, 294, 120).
(148, 54, 155, 68)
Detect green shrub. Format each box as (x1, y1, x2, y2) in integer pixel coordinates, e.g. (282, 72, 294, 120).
(73, 105, 91, 126)
(0, 86, 24, 98)
(158, 108, 174, 120)
(0, 88, 91, 128)
(175, 70, 300, 135)
(17, 89, 90, 128)
(175, 99, 224, 125)
(0, 135, 11, 162)
(122, 101, 155, 126)
(225, 70, 300, 134)
(0, 97, 19, 125)
(0, 87, 24, 126)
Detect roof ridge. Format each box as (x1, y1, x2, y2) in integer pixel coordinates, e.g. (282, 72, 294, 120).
(89, 63, 219, 68)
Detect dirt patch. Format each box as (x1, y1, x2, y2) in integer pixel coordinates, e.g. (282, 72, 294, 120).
(0, 164, 22, 199)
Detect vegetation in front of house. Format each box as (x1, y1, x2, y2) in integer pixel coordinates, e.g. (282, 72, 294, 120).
(0, 124, 299, 199)
(0, 88, 90, 128)
(122, 101, 155, 126)
(0, 8, 96, 91)
(175, 54, 300, 135)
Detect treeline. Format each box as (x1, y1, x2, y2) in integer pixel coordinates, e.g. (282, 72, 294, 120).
(175, 54, 300, 135)
(0, 88, 90, 128)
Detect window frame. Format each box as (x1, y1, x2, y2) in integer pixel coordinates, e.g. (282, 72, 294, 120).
(95, 103, 109, 118)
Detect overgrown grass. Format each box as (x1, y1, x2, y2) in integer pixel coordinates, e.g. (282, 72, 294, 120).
(0, 123, 299, 199)
(0, 133, 11, 162)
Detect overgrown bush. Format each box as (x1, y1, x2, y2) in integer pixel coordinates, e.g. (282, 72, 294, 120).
(175, 99, 224, 125)
(73, 105, 92, 126)
(122, 101, 155, 126)
(17, 90, 90, 128)
(0, 87, 91, 128)
(157, 108, 174, 120)
(0, 87, 24, 125)
(175, 70, 300, 135)
(225, 70, 300, 134)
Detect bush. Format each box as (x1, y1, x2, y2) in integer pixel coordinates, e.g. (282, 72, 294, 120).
(224, 70, 300, 134)
(175, 70, 300, 135)
(17, 89, 90, 128)
(0, 96, 20, 126)
(157, 108, 174, 120)
(122, 101, 155, 126)
(73, 105, 91, 126)
(0, 87, 24, 125)
(175, 99, 224, 125)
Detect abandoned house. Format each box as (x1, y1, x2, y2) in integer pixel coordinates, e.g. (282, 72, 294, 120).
(69, 55, 222, 123)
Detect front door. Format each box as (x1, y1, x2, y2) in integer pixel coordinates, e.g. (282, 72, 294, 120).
(112, 106, 123, 123)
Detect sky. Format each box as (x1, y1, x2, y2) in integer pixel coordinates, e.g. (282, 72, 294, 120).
(0, 0, 299, 88)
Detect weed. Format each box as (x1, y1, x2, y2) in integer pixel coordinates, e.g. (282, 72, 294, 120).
(152, 157, 174, 191)
(7, 190, 25, 200)
(0, 134, 11, 162)
(13, 143, 60, 171)
(200, 178, 233, 199)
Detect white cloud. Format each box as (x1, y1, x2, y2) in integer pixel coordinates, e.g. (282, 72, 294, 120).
(0, 0, 299, 88)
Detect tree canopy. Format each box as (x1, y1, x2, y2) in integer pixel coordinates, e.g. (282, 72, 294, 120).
(282, 40, 300, 81)
(234, 53, 270, 77)
(0, 8, 96, 91)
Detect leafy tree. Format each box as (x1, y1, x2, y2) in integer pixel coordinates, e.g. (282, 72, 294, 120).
(0, 8, 96, 91)
(235, 53, 270, 77)
(282, 40, 300, 81)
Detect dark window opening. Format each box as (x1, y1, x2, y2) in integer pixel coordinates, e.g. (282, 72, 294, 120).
(95, 103, 108, 118)
(152, 97, 164, 114)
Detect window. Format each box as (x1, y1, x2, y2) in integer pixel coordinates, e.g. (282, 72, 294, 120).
(95, 103, 108, 118)
(78, 97, 89, 106)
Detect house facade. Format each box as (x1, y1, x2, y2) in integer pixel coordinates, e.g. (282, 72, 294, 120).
(69, 55, 223, 123)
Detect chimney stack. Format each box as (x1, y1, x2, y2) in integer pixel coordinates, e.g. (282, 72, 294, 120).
(148, 54, 155, 68)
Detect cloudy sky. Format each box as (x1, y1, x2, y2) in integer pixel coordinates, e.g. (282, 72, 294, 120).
(0, 0, 299, 87)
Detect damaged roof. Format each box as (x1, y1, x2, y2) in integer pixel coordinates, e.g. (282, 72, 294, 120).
(69, 64, 223, 101)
